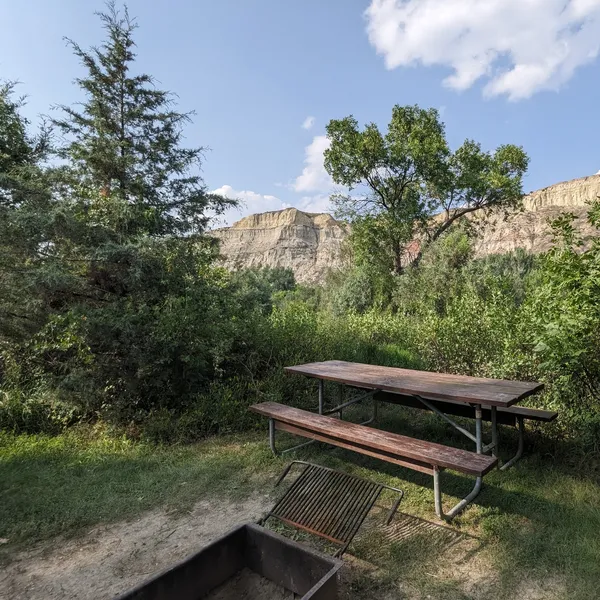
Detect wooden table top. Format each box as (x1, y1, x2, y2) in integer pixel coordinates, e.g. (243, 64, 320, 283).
(284, 360, 543, 408)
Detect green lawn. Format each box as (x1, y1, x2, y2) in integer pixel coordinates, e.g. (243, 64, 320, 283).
(0, 427, 281, 551)
(1, 407, 599, 599)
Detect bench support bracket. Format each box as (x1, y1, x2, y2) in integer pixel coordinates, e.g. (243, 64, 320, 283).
(433, 466, 483, 521)
(500, 415, 524, 470)
(414, 395, 479, 444)
(318, 380, 379, 426)
(270, 418, 316, 456)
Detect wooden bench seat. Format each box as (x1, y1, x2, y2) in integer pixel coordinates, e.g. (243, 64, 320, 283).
(251, 402, 497, 477)
(250, 401, 497, 521)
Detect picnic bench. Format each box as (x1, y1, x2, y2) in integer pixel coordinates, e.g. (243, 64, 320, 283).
(250, 402, 497, 521)
(250, 361, 555, 521)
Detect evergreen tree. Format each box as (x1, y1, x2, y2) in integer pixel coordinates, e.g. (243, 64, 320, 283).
(0, 82, 52, 344)
(1, 4, 237, 424)
(52, 1, 230, 239)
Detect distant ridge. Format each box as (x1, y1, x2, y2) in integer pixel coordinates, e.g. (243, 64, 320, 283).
(211, 207, 348, 284)
(211, 174, 600, 284)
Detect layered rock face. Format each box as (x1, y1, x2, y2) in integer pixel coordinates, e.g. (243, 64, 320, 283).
(212, 174, 600, 284)
(211, 208, 348, 284)
(473, 174, 600, 256)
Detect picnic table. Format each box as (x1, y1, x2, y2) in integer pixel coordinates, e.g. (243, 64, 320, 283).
(285, 360, 546, 464)
(251, 360, 555, 521)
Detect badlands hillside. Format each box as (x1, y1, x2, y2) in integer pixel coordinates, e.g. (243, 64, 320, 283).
(211, 174, 600, 284)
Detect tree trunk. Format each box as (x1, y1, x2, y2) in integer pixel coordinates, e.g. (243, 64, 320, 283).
(393, 240, 403, 275)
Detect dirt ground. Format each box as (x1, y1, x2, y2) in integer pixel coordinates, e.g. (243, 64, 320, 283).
(0, 497, 566, 600)
(0, 494, 268, 600)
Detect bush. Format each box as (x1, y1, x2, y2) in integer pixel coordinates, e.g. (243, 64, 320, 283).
(0, 385, 80, 434)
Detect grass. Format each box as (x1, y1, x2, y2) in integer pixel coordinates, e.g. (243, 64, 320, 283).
(1, 407, 600, 599)
(0, 426, 282, 554)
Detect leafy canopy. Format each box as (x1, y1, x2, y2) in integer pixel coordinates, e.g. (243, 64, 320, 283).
(324, 105, 529, 273)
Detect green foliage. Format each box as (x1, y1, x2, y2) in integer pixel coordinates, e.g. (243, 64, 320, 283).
(229, 266, 296, 315)
(527, 205, 600, 442)
(329, 266, 377, 314)
(51, 2, 232, 237)
(465, 248, 539, 305)
(0, 82, 52, 344)
(393, 228, 473, 316)
(324, 104, 528, 272)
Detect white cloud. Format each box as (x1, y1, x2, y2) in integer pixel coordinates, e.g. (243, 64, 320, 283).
(365, 0, 600, 100)
(210, 135, 338, 227)
(302, 115, 315, 130)
(210, 184, 334, 227)
(211, 185, 285, 226)
(292, 135, 333, 193)
(297, 194, 332, 214)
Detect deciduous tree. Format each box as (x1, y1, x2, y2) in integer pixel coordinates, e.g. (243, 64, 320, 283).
(324, 105, 528, 273)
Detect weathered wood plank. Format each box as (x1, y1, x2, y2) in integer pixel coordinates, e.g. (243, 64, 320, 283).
(275, 422, 434, 475)
(250, 402, 497, 477)
(285, 361, 544, 408)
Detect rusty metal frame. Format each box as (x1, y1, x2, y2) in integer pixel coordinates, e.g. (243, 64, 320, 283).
(262, 461, 403, 556)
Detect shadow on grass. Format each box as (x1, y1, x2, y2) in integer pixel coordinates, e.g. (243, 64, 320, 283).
(272, 403, 600, 599)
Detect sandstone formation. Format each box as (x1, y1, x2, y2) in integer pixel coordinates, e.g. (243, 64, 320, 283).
(212, 174, 600, 284)
(211, 208, 348, 284)
(472, 174, 600, 256)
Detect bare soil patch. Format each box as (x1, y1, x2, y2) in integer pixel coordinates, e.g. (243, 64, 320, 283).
(0, 494, 268, 600)
(205, 567, 291, 600)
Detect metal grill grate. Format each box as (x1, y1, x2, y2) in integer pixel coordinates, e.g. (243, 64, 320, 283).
(262, 461, 403, 556)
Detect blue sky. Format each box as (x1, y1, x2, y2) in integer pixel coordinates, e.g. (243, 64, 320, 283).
(2, 0, 600, 225)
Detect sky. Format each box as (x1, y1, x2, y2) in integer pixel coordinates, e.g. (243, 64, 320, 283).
(1, 0, 600, 226)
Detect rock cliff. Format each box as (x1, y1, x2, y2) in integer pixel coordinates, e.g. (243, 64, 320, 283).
(473, 174, 600, 256)
(212, 174, 600, 284)
(211, 208, 348, 284)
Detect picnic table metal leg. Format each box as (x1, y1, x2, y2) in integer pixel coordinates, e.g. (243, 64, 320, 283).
(434, 467, 483, 521)
(475, 405, 483, 453)
(324, 387, 380, 425)
(318, 379, 324, 414)
(500, 415, 524, 470)
(491, 406, 498, 459)
(358, 396, 378, 425)
(269, 418, 316, 456)
(433, 403, 485, 521)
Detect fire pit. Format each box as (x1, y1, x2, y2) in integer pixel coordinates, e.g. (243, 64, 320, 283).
(116, 522, 342, 600)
